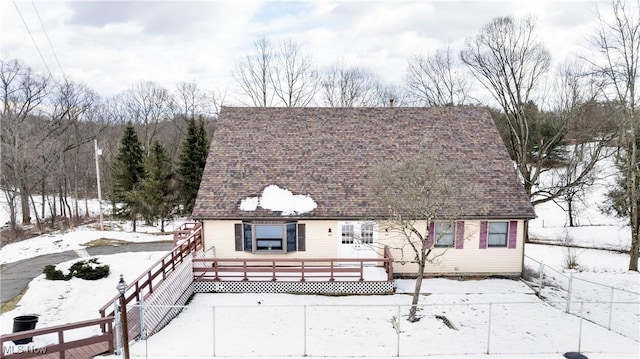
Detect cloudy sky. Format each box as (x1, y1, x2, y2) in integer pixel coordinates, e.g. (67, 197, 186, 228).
(1, 0, 609, 104)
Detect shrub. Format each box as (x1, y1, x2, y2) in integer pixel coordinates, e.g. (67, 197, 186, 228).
(68, 258, 110, 280)
(43, 264, 67, 280)
(42, 258, 110, 281)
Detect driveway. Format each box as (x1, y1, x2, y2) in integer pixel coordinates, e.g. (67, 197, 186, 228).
(0, 242, 173, 307)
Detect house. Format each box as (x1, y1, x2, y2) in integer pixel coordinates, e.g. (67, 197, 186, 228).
(192, 107, 536, 279)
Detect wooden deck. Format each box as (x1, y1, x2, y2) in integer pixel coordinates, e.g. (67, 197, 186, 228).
(33, 342, 109, 358)
(193, 257, 393, 282)
(0, 317, 114, 359)
(193, 246, 395, 283)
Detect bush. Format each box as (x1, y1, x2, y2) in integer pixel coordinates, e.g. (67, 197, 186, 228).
(68, 258, 110, 280)
(43, 264, 67, 280)
(42, 258, 110, 281)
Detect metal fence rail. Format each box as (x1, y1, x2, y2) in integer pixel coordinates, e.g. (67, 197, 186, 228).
(523, 254, 640, 341)
(124, 301, 639, 358)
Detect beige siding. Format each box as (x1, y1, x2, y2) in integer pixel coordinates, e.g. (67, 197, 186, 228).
(202, 219, 525, 275)
(202, 220, 337, 259)
(379, 220, 524, 275)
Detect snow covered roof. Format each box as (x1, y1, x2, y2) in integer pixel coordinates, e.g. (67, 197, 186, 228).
(238, 185, 317, 216)
(192, 107, 536, 220)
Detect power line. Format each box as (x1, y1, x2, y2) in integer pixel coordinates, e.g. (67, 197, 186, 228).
(31, 0, 65, 78)
(12, 0, 52, 76)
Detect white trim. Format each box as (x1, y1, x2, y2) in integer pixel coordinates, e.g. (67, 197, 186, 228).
(337, 221, 379, 259)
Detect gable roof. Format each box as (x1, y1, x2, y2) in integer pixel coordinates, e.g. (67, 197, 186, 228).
(192, 107, 536, 220)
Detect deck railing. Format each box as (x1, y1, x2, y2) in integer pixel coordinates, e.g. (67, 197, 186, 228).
(383, 246, 394, 281)
(193, 246, 395, 282)
(99, 222, 203, 319)
(173, 222, 203, 246)
(0, 316, 114, 359)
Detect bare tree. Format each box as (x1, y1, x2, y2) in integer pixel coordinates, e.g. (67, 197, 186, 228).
(1, 58, 49, 229)
(405, 45, 470, 106)
(551, 60, 613, 227)
(589, 0, 639, 270)
(369, 157, 465, 322)
(208, 87, 227, 117)
(461, 16, 551, 202)
(117, 80, 174, 153)
(321, 62, 380, 107)
(234, 36, 319, 107)
(174, 81, 209, 121)
(373, 82, 408, 107)
(461, 16, 607, 210)
(270, 39, 319, 107)
(50, 78, 102, 226)
(234, 36, 275, 107)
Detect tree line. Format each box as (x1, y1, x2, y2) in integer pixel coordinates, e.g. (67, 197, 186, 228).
(1, 0, 637, 269)
(1, 65, 215, 236)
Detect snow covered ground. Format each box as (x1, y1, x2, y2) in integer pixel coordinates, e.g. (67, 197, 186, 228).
(0, 213, 637, 357)
(0, 150, 638, 357)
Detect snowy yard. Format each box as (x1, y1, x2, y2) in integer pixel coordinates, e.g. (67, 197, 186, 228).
(1, 152, 639, 357)
(113, 282, 638, 358)
(1, 220, 638, 357)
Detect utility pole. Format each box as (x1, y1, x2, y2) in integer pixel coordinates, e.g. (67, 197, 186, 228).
(94, 139, 104, 231)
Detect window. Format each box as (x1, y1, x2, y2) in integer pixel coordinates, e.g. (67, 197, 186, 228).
(341, 224, 354, 244)
(488, 222, 508, 247)
(361, 223, 374, 244)
(434, 223, 454, 247)
(242, 222, 298, 253)
(255, 225, 283, 251)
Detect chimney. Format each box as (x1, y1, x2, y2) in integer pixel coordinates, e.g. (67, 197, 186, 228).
(389, 98, 394, 108)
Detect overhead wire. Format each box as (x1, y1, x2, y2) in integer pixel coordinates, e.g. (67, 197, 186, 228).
(31, 0, 65, 78)
(12, 0, 52, 76)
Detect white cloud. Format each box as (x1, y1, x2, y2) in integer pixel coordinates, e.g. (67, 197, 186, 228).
(0, 0, 613, 102)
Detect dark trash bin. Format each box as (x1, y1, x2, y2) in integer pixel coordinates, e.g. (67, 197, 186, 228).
(564, 352, 588, 359)
(12, 315, 38, 344)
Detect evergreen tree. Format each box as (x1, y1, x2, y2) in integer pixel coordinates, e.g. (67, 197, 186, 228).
(605, 132, 640, 259)
(111, 123, 145, 231)
(177, 116, 210, 214)
(137, 141, 177, 232)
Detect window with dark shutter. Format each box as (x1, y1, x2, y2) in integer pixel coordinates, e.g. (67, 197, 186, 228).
(479, 221, 488, 249)
(243, 224, 253, 252)
(426, 221, 435, 247)
(508, 220, 518, 249)
(297, 223, 306, 251)
(455, 221, 464, 249)
(286, 223, 297, 251)
(239, 221, 300, 253)
(234, 223, 243, 251)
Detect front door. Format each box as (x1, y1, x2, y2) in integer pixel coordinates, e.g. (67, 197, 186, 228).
(337, 222, 378, 260)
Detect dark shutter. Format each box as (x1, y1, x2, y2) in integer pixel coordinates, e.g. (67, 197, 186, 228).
(426, 221, 435, 247)
(479, 221, 488, 249)
(243, 224, 253, 252)
(234, 223, 242, 251)
(455, 221, 465, 249)
(508, 220, 518, 249)
(297, 223, 306, 251)
(286, 223, 297, 252)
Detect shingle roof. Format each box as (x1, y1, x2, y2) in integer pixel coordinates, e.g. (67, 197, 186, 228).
(192, 107, 536, 220)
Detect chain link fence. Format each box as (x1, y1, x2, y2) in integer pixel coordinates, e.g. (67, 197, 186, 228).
(523, 255, 639, 341)
(118, 300, 639, 358)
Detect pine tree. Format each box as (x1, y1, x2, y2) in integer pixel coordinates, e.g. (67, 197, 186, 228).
(137, 141, 176, 232)
(111, 123, 145, 231)
(605, 132, 640, 269)
(177, 116, 210, 214)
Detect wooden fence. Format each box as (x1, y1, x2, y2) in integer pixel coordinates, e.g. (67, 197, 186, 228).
(193, 245, 394, 282)
(98, 222, 203, 319)
(0, 223, 204, 359)
(0, 317, 114, 359)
